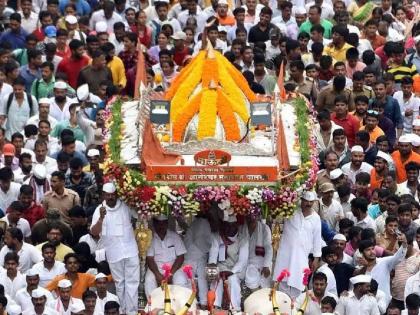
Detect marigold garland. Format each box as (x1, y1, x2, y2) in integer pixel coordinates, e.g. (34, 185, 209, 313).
(202, 58, 219, 88)
(172, 91, 202, 142)
(197, 88, 218, 140)
(169, 61, 204, 122)
(217, 61, 250, 123)
(166, 51, 205, 99)
(217, 89, 241, 141)
(215, 53, 257, 102)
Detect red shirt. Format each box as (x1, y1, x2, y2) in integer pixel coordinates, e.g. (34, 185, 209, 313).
(331, 113, 359, 147)
(23, 202, 45, 227)
(57, 55, 90, 88)
(173, 46, 192, 66)
(32, 28, 45, 42)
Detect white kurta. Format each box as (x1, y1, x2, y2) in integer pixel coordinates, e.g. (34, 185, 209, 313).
(316, 264, 337, 297)
(0, 242, 43, 273)
(336, 291, 380, 315)
(273, 209, 322, 292)
(15, 286, 54, 311)
(208, 232, 249, 310)
(184, 217, 212, 304)
(0, 270, 27, 299)
(239, 221, 273, 289)
(91, 200, 139, 315)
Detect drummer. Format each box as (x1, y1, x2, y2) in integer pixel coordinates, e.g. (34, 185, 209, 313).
(145, 215, 189, 297)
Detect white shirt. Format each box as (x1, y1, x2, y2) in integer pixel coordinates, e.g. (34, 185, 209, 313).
(184, 217, 212, 261)
(18, 11, 39, 33)
(48, 97, 74, 122)
(0, 182, 21, 214)
(22, 306, 59, 315)
(90, 10, 124, 33)
(405, 270, 420, 302)
(52, 297, 83, 315)
(317, 263, 338, 296)
(13, 167, 32, 184)
(26, 115, 58, 130)
(91, 200, 138, 263)
(346, 213, 377, 232)
(25, 136, 60, 155)
(368, 246, 407, 301)
(305, 1, 334, 19)
(108, 33, 124, 55)
(193, 39, 228, 55)
(147, 230, 187, 266)
(319, 198, 344, 230)
(15, 286, 54, 311)
(0, 243, 43, 273)
(0, 216, 31, 238)
(0, 270, 27, 299)
(341, 162, 373, 184)
(79, 234, 103, 255)
(239, 221, 272, 268)
(336, 291, 380, 315)
(94, 292, 119, 313)
(295, 290, 338, 315)
(0, 93, 38, 140)
(31, 260, 66, 288)
(393, 91, 420, 134)
(273, 209, 322, 291)
(0, 83, 13, 104)
(33, 157, 58, 176)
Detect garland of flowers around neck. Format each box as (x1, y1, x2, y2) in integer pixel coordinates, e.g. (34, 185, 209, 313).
(102, 97, 319, 220)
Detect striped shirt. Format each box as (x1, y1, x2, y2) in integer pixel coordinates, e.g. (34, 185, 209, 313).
(391, 252, 420, 301)
(387, 62, 418, 84)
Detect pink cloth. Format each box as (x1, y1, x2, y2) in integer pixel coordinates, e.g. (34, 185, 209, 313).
(344, 242, 385, 257)
(345, 61, 366, 79)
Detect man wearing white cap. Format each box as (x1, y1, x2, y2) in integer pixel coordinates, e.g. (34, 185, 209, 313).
(91, 182, 139, 315)
(396, 161, 419, 200)
(341, 146, 373, 184)
(64, 15, 86, 43)
(33, 101, 56, 131)
(318, 182, 344, 230)
(273, 191, 322, 299)
(391, 135, 420, 184)
(52, 279, 83, 315)
(370, 151, 392, 191)
(48, 81, 75, 122)
(93, 273, 119, 313)
(8, 304, 23, 315)
(239, 214, 272, 291)
(90, 1, 125, 33)
(336, 275, 379, 314)
(332, 234, 352, 264)
(15, 269, 54, 312)
(208, 214, 249, 311)
(145, 214, 188, 297)
(412, 119, 420, 136)
(25, 288, 58, 315)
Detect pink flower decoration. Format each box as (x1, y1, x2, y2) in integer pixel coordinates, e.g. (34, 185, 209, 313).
(302, 268, 312, 286)
(277, 269, 291, 282)
(162, 263, 172, 280)
(182, 265, 193, 279)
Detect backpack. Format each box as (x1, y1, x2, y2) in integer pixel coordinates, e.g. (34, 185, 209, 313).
(6, 92, 34, 116)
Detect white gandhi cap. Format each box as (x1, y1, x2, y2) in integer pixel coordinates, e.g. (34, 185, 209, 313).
(333, 234, 346, 241)
(95, 273, 107, 280)
(8, 305, 22, 315)
(102, 182, 116, 194)
(69, 299, 85, 313)
(399, 134, 412, 143)
(26, 268, 39, 277)
(33, 164, 47, 180)
(413, 119, 420, 127)
(351, 145, 364, 153)
(330, 168, 343, 180)
(350, 274, 371, 285)
(376, 151, 393, 164)
(54, 81, 67, 89)
(38, 98, 51, 105)
(87, 148, 100, 157)
(31, 288, 46, 298)
(65, 15, 78, 24)
(301, 191, 317, 201)
(58, 279, 72, 288)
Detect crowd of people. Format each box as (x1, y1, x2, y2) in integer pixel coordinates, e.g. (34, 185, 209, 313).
(2, 0, 420, 313)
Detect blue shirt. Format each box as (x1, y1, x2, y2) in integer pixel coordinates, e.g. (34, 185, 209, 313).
(368, 204, 381, 219)
(0, 28, 28, 49)
(19, 64, 41, 92)
(52, 150, 89, 166)
(370, 96, 403, 130)
(59, 0, 91, 16)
